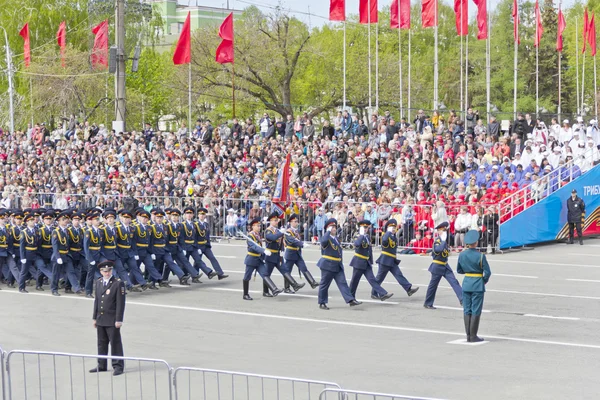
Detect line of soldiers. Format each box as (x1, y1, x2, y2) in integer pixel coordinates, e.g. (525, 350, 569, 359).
(0, 206, 229, 297)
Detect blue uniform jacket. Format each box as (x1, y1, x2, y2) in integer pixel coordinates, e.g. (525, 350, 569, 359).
(150, 224, 168, 255)
(116, 224, 136, 259)
(20, 227, 40, 261)
(165, 222, 181, 253)
(429, 238, 450, 275)
(244, 232, 265, 266)
(0, 225, 12, 257)
(457, 248, 492, 292)
(264, 226, 283, 264)
(180, 220, 197, 252)
(283, 228, 304, 261)
(68, 226, 85, 261)
(349, 234, 372, 270)
(10, 224, 22, 259)
(84, 227, 104, 261)
(39, 225, 54, 259)
(52, 227, 71, 262)
(377, 231, 399, 267)
(195, 221, 212, 249)
(317, 231, 343, 273)
(101, 225, 118, 261)
(133, 223, 152, 257)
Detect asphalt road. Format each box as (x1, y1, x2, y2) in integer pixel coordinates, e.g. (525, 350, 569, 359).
(1, 240, 599, 400)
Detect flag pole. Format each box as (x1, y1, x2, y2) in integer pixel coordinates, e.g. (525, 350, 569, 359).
(558, 2, 562, 123)
(536, 20, 539, 116)
(513, 4, 517, 120)
(376, 22, 379, 111)
(368, 0, 372, 114)
(232, 63, 236, 118)
(188, 62, 192, 133)
(582, 41, 586, 114)
(433, 0, 439, 111)
(398, 3, 403, 118)
(408, 28, 412, 122)
(465, 31, 469, 118)
(594, 54, 597, 119)
(460, 0, 464, 117)
(29, 77, 34, 127)
(576, 17, 580, 114)
(343, 21, 347, 109)
(486, 0, 491, 123)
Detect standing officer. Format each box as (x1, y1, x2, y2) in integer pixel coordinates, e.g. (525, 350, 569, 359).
(424, 221, 463, 309)
(51, 211, 82, 295)
(116, 210, 148, 289)
(264, 212, 305, 296)
(151, 209, 191, 286)
(349, 220, 393, 301)
(372, 219, 419, 299)
(243, 218, 283, 300)
(90, 261, 126, 376)
(317, 218, 361, 310)
(283, 214, 319, 289)
(457, 230, 492, 342)
(195, 208, 228, 279)
(165, 208, 202, 283)
(567, 189, 586, 245)
(84, 211, 103, 298)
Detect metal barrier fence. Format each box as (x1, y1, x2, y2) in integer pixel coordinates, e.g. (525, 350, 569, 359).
(5, 350, 173, 400)
(1, 346, 5, 400)
(173, 367, 342, 400)
(319, 388, 448, 400)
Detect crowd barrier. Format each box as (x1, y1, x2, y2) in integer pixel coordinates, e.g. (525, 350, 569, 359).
(4, 351, 173, 400)
(319, 388, 448, 400)
(0, 347, 5, 400)
(172, 367, 341, 400)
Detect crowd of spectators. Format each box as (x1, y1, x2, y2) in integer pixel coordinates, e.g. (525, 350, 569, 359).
(2, 108, 599, 251)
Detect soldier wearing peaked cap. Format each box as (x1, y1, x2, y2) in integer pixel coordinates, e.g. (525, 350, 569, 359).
(19, 214, 47, 294)
(5, 211, 24, 288)
(195, 207, 228, 280)
(242, 218, 283, 300)
(423, 221, 463, 310)
(316, 218, 361, 310)
(51, 211, 83, 296)
(67, 212, 89, 293)
(132, 209, 163, 289)
(38, 211, 56, 289)
(349, 220, 393, 301)
(567, 189, 585, 245)
(101, 210, 139, 293)
(84, 211, 104, 297)
(150, 209, 191, 286)
(264, 212, 305, 296)
(90, 261, 126, 376)
(116, 209, 149, 289)
(372, 219, 419, 299)
(283, 213, 319, 289)
(165, 208, 203, 283)
(457, 230, 492, 342)
(0, 209, 12, 288)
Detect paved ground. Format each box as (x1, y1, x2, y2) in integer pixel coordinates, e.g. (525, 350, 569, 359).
(1, 240, 600, 399)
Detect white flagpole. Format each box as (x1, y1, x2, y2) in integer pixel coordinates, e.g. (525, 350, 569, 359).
(343, 21, 347, 109)
(460, 0, 464, 116)
(368, 0, 372, 114)
(189, 62, 192, 133)
(408, 28, 412, 122)
(576, 17, 580, 114)
(582, 51, 586, 114)
(536, 18, 539, 116)
(376, 22, 379, 111)
(465, 33, 469, 117)
(558, 2, 562, 123)
(486, 0, 491, 122)
(513, 3, 518, 120)
(433, 0, 439, 110)
(595, 54, 598, 119)
(399, 10, 403, 118)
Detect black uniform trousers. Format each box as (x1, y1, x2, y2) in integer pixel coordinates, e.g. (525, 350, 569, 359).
(96, 325, 124, 370)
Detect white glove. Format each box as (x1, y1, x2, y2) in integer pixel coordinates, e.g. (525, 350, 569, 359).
(303, 243, 310, 248)
(264, 249, 272, 256)
(151, 254, 156, 260)
(387, 227, 394, 232)
(279, 228, 287, 234)
(440, 232, 448, 242)
(11, 254, 15, 259)
(197, 249, 202, 255)
(90, 261, 96, 266)
(57, 258, 63, 265)
(21, 259, 26, 264)
(134, 255, 139, 261)
(327, 226, 333, 232)
(359, 227, 365, 235)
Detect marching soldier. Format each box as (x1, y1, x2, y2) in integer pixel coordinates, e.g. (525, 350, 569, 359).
(283, 214, 319, 289)
(150, 209, 191, 286)
(6, 211, 24, 288)
(423, 222, 463, 310)
(132, 209, 162, 288)
(457, 230, 492, 342)
(68, 212, 88, 293)
(0, 209, 12, 287)
(165, 208, 202, 283)
(84, 211, 104, 297)
(181, 207, 225, 280)
(51, 211, 82, 295)
(372, 219, 419, 299)
(101, 210, 139, 292)
(243, 218, 283, 300)
(19, 214, 43, 294)
(90, 261, 126, 376)
(116, 210, 148, 289)
(196, 208, 228, 279)
(317, 218, 361, 310)
(264, 212, 304, 295)
(349, 220, 393, 301)
(38, 211, 56, 290)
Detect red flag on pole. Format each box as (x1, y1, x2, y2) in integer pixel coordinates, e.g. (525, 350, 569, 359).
(272, 153, 291, 212)
(391, 0, 399, 28)
(392, 0, 410, 29)
(589, 13, 596, 56)
(534, 0, 543, 47)
(19, 23, 30, 68)
(91, 20, 108, 69)
(421, 0, 437, 28)
(557, 9, 566, 52)
(512, 0, 520, 44)
(57, 21, 66, 68)
(472, 0, 487, 40)
(453, 0, 468, 36)
(359, 0, 378, 24)
(216, 13, 234, 64)
(173, 12, 191, 65)
(583, 8, 589, 54)
(330, 0, 345, 21)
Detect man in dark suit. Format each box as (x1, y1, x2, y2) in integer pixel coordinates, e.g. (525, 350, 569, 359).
(90, 261, 126, 376)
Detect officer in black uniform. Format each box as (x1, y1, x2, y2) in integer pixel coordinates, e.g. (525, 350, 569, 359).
(567, 189, 586, 245)
(90, 261, 126, 376)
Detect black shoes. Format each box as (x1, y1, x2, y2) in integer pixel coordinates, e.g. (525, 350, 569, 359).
(423, 305, 436, 309)
(348, 300, 362, 307)
(469, 315, 484, 342)
(243, 294, 253, 301)
(52, 291, 61, 297)
(242, 280, 252, 300)
(129, 286, 142, 293)
(89, 367, 107, 373)
(148, 282, 159, 290)
(86, 294, 94, 299)
(319, 303, 330, 310)
(113, 369, 124, 376)
(159, 281, 171, 288)
(35, 286, 44, 291)
(19, 289, 28, 293)
(262, 292, 273, 297)
(65, 288, 74, 294)
(464, 314, 471, 342)
(303, 271, 320, 289)
(192, 276, 202, 283)
(407, 286, 420, 296)
(380, 293, 394, 301)
(208, 271, 218, 279)
(283, 288, 295, 294)
(371, 295, 380, 300)
(218, 274, 229, 280)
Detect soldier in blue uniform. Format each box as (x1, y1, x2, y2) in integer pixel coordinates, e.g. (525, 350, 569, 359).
(0, 209, 12, 287)
(5, 210, 24, 288)
(283, 214, 319, 289)
(457, 230, 492, 342)
(132, 209, 162, 288)
(66, 211, 88, 293)
(372, 219, 419, 299)
(84, 211, 104, 297)
(423, 222, 463, 310)
(52, 210, 83, 295)
(349, 220, 393, 301)
(116, 210, 149, 289)
(38, 211, 56, 290)
(243, 218, 283, 300)
(19, 214, 45, 293)
(165, 208, 202, 283)
(195, 208, 228, 279)
(264, 212, 305, 296)
(150, 209, 191, 286)
(101, 210, 140, 292)
(317, 218, 361, 310)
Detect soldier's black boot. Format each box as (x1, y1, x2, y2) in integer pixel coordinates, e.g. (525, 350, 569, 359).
(464, 314, 472, 342)
(284, 272, 305, 292)
(262, 280, 273, 297)
(243, 280, 252, 300)
(469, 315, 484, 342)
(283, 279, 294, 294)
(303, 270, 320, 289)
(264, 276, 282, 297)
